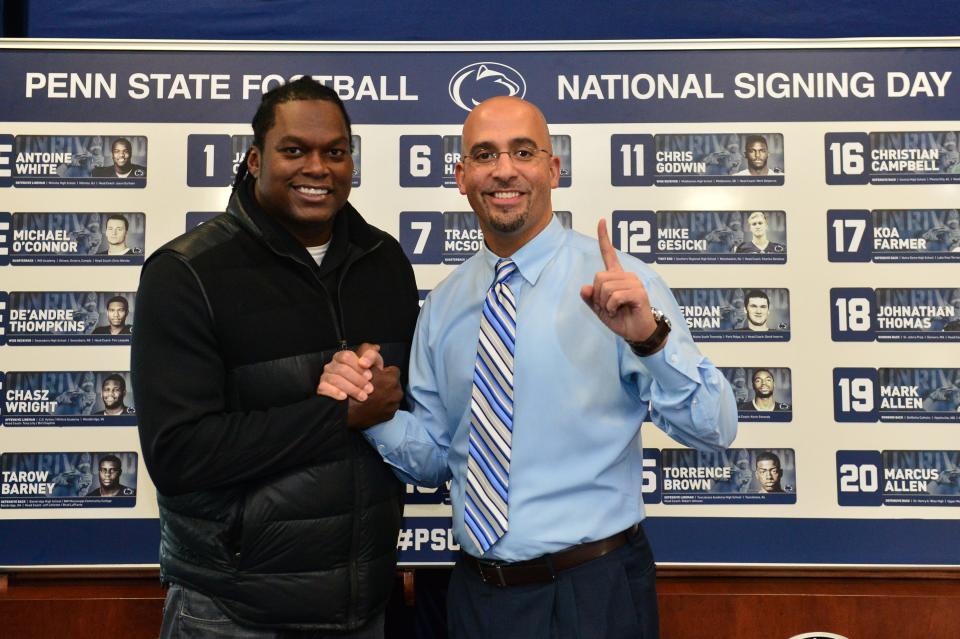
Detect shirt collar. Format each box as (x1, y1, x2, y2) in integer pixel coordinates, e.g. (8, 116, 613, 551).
(481, 214, 564, 286)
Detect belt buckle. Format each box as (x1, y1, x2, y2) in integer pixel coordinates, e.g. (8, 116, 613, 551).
(477, 560, 508, 588)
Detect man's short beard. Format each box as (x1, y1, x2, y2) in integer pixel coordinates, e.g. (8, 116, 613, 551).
(487, 209, 528, 234)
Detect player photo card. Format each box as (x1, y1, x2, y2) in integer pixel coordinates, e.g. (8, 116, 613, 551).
(837, 450, 960, 506)
(875, 288, 960, 341)
(1, 291, 136, 346)
(0, 212, 144, 266)
(879, 368, 960, 423)
(722, 367, 792, 422)
(826, 131, 960, 185)
(883, 450, 960, 505)
(646, 210, 786, 264)
(870, 131, 960, 184)
(652, 133, 784, 186)
(828, 209, 960, 263)
(833, 367, 960, 423)
(400, 211, 572, 265)
(9, 135, 147, 188)
(0, 371, 136, 427)
(440, 134, 573, 188)
(661, 448, 797, 504)
(873, 209, 960, 261)
(0, 451, 138, 508)
(672, 287, 790, 341)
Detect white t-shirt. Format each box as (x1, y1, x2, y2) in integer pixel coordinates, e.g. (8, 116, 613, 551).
(306, 241, 331, 266)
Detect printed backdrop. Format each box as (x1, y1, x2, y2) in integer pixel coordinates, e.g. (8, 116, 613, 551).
(0, 39, 958, 568)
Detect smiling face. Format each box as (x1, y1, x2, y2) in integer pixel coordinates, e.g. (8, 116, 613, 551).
(111, 140, 131, 170)
(455, 96, 560, 256)
(101, 379, 124, 411)
(752, 370, 775, 399)
(246, 99, 353, 247)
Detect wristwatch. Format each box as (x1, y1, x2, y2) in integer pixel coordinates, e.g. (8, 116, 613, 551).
(627, 307, 672, 357)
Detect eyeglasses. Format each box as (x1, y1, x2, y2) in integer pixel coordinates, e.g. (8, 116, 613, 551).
(464, 147, 552, 165)
(756, 468, 781, 476)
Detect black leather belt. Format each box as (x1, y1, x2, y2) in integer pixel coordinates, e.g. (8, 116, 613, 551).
(461, 524, 640, 588)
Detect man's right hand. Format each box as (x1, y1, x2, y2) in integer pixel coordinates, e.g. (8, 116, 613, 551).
(317, 344, 403, 430)
(318, 344, 382, 401)
(346, 366, 403, 430)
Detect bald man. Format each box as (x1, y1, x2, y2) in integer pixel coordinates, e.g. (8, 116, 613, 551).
(320, 97, 737, 638)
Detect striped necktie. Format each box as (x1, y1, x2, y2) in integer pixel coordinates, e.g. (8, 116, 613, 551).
(465, 258, 518, 554)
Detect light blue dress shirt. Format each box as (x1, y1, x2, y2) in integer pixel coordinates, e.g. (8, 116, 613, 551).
(366, 216, 738, 561)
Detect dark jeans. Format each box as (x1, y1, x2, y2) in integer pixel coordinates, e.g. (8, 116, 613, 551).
(447, 526, 659, 639)
(160, 583, 385, 639)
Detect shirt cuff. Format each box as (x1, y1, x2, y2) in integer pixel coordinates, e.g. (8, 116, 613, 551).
(632, 336, 703, 387)
(363, 415, 406, 457)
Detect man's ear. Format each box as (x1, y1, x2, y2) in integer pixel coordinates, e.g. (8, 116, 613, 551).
(455, 162, 466, 195)
(246, 146, 261, 179)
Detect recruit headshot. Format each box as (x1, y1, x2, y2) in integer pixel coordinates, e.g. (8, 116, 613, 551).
(733, 135, 783, 176)
(91, 296, 132, 335)
(736, 211, 785, 254)
(96, 214, 141, 255)
(93, 374, 135, 416)
(91, 137, 147, 178)
(737, 368, 791, 412)
(738, 289, 771, 331)
(85, 454, 136, 497)
(754, 451, 786, 493)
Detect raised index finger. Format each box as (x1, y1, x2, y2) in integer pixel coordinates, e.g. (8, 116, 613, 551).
(597, 218, 623, 272)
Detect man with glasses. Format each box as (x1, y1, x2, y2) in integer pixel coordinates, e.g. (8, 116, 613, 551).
(754, 451, 785, 493)
(319, 96, 737, 639)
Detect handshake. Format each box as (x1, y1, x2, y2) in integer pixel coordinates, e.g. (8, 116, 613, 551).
(317, 344, 404, 430)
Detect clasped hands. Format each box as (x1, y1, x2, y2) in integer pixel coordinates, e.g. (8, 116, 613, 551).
(317, 220, 662, 426)
(318, 344, 403, 430)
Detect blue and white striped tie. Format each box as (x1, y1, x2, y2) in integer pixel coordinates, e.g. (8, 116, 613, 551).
(465, 258, 518, 554)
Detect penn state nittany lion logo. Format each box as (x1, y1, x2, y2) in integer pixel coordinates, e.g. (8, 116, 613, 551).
(448, 62, 526, 112)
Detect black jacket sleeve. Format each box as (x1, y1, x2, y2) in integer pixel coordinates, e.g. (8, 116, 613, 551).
(132, 253, 350, 496)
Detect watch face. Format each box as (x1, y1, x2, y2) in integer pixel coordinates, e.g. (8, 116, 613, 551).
(652, 307, 670, 326)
